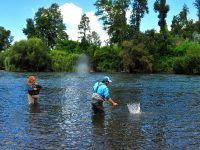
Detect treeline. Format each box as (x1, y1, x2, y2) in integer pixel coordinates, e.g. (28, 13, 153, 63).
(1, 1, 200, 74)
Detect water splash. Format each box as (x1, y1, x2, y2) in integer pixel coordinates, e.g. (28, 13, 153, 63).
(75, 54, 90, 74)
(127, 103, 141, 114)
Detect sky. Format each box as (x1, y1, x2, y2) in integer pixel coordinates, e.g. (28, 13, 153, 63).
(0, 0, 198, 44)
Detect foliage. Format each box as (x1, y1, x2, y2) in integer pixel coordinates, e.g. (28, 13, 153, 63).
(130, 0, 148, 31)
(0, 26, 13, 51)
(120, 41, 153, 73)
(78, 14, 90, 42)
(55, 40, 80, 53)
(154, 0, 170, 32)
(87, 31, 101, 47)
(94, 0, 130, 44)
(4, 38, 51, 71)
(194, 0, 200, 21)
(173, 41, 200, 74)
(50, 50, 79, 72)
(171, 40, 200, 56)
(0, 51, 6, 69)
(144, 30, 174, 56)
(153, 56, 176, 72)
(93, 45, 122, 72)
(171, 4, 195, 40)
(23, 3, 68, 49)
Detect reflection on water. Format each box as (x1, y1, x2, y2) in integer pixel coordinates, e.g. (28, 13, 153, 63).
(0, 71, 200, 149)
(29, 104, 40, 113)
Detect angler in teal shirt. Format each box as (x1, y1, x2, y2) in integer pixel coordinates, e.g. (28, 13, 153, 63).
(92, 76, 118, 114)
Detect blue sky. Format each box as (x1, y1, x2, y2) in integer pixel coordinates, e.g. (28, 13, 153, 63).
(0, 0, 198, 43)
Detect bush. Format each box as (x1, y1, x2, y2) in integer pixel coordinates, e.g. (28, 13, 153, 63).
(93, 45, 122, 72)
(4, 38, 51, 71)
(50, 50, 79, 72)
(153, 56, 176, 72)
(120, 41, 153, 73)
(0, 51, 5, 69)
(173, 45, 200, 74)
(172, 40, 200, 56)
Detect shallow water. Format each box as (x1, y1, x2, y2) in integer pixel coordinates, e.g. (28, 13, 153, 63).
(0, 71, 200, 149)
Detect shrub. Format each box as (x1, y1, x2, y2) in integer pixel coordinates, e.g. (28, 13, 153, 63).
(4, 38, 51, 71)
(50, 50, 79, 72)
(120, 41, 153, 73)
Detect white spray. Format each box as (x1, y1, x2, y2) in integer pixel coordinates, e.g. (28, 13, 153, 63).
(127, 103, 141, 114)
(75, 54, 90, 74)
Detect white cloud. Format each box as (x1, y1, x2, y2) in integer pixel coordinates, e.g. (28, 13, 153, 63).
(60, 3, 109, 45)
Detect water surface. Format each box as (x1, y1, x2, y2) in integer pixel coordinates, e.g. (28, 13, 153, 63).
(0, 71, 200, 149)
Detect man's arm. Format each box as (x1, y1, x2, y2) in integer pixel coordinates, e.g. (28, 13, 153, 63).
(108, 98, 118, 106)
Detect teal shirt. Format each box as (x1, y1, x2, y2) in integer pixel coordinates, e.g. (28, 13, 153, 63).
(27, 84, 42, 95)
(93, 82, 110, 100)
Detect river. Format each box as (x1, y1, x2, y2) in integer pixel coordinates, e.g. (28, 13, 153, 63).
(0, 71, 200, 149)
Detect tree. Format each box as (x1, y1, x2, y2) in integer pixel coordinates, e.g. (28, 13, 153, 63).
(120, 41, 153, 73)
(94, 0, 130, 44)
(23, 18, 37, 39)
(130, 0, 148, 31)
(88, 31, 101, 47)
(0, 26, 13, 51)
(5, 38, 51, 71)
(171, 4, 194, 39)
(154, 0, 170, 32)
(23, 3, 68, 49)
(78, 14, 90, 42)
(78, 13, 91, 52)
(171, 4, 189, 36)
(194, 0, 200, 21)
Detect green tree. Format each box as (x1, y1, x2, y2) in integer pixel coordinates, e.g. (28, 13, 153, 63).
(78, 14, 90, 42)
(194, 0, 200, 21)
(78, 13, 91, 52)
(171, 4, 189, 36)
(120, 41, 153, 73)
(171, 4, 194, 39)
(5, 38, 51, 71)
(23, 18, 37, 38)
(55, 40, 79, 53)
(0, 26, 13, 51)
(88, 31, 101, 47)
(154, 0, 170, 32)
(130, 0, 148, 31)
(94, 0, 130, 44)
(50, 50, 78, 72)
(23, 3, 68, 49)
(93, 45, 122, 72)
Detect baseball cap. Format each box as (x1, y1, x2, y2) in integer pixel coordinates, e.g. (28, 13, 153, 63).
(102, 76, 112, 82)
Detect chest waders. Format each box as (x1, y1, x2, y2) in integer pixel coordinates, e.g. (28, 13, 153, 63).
(92, 82, 105, 114)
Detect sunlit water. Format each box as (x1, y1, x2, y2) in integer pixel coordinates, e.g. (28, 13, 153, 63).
(0, 71, 200, 149)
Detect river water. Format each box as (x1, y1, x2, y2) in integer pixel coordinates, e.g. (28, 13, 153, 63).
(0, 71, 200, 149)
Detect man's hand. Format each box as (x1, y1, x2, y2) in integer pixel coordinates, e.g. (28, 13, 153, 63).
(112, 102, 118, 106)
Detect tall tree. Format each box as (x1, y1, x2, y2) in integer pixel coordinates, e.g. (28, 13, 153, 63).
(0, 26, 13, 51)
(171, 4, 193, 39)
(23, 18, 37, 38)
(194, 0, 200, 21)
(130, 0, 148, 31)
(94, 0, 130, 44)
(78, 13, 91, 52)
(88, 31, 101, 46)
(23, 3, 68, 49)
(154, 0, 170, 32)
(78, 14, 91, 43)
